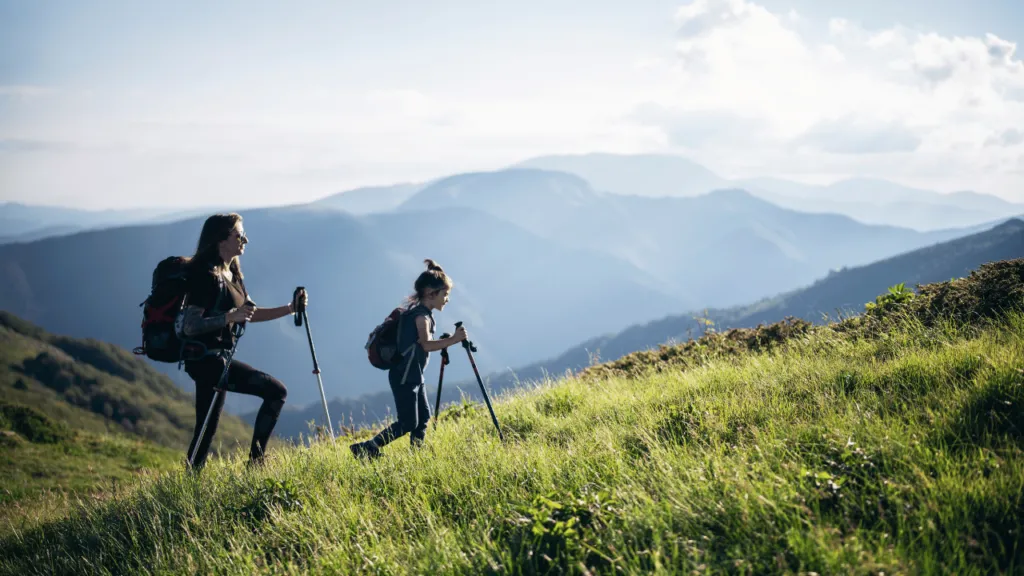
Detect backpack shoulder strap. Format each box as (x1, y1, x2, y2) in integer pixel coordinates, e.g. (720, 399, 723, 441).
(212, 269, 226, 313)
(237, 275, 252, 305)
(397, 304, 419, 356)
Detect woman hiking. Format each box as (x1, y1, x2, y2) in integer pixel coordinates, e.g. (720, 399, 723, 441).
(176, 212, 306, 470)
(350, 259, 467, 459)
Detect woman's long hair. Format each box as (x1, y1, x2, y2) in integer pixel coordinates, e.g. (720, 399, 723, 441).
(189, 213, 244, 280)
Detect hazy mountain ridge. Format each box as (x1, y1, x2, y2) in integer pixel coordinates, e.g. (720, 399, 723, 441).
(512, 152, 729, 197)
(262, 218, 1024, 440)
(398, 171, 989, 309)
(0, 202, 237, 245)
(480, 217, 1024, 393)
(0, 204, 688, 416)
(11, 152, 1022, 248)
(3, 157, 1014, 421)
(309, 183, 426, 215)
(515, 153, 1024, 231)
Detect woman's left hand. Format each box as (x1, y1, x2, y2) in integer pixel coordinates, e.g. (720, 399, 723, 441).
(290, 288, 309, 314)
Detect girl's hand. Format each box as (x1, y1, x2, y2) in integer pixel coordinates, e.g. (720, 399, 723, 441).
(453, 325, 468, 343)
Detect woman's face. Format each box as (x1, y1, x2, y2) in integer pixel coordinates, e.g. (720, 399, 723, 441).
(219, 221, 248, 260)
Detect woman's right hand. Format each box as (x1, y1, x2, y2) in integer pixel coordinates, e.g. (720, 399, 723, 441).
(226, 304, 255, 324)
(453, 325, 468, 343)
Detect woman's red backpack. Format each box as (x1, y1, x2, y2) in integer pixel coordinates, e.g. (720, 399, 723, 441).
(364, 307, 407, 370)
(132, 256, 207, 366)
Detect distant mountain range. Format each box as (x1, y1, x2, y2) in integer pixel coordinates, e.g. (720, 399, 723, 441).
(513, 153, 1024, 231)
(0, 202, 240, 246)
(3, 151, 1019, 421)
(263, 218, 1024, 441)
(0, 225, 84, 245)
(514, 153, 728, 198)
(0, 203, 687, 416)
(471, 217, 1024, 395)
(10, 153, 1021, 242)
(308, 183, 425, 215)
(396, 168, 989, 309)
(0, 167, 988, 420)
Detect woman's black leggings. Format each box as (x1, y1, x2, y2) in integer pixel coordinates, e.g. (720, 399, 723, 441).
(184, 356, 288, 469)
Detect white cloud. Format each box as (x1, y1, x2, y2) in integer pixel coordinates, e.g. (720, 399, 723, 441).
(985, 128, 1024, 148)
(362, 89, 460, 127)
(0, 81, 660, 208)
(793, 115, 922, 155)
(634, 0, 1024, 198)
(3, 1, 1024, 207)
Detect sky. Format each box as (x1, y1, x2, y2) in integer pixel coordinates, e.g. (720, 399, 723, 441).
(1, 0, 1023, 209)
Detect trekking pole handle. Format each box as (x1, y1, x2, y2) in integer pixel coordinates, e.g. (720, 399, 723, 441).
(439, 332, 451, 364)
(293, 286, 305, 327)
(454, 321, 477, 352)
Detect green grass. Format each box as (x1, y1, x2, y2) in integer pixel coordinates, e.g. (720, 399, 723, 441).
(0, 428, 182, 504)
(0, 422, 184, 521)
(0, 312, 255, 524)
(1, 305, 1022, 574)
(0, 400, 186, 536)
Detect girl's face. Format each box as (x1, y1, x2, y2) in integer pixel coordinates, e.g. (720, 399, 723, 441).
(423, 286, 450, 311)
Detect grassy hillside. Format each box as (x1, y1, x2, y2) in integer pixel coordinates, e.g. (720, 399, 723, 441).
(0, 311, 252, 507)
(1, 260, 1022, 574)
(0, 403, 182, 512)
(265, 218, 1024, 440)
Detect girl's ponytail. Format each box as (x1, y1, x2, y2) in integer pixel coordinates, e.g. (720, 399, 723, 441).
(404, 259, 454, 307)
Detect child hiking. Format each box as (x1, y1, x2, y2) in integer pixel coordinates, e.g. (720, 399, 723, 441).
(351, 259, 467, 459)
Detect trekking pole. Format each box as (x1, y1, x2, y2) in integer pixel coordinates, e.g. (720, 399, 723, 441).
(433, 332, 451, 428)
(189, 322, 244, 469)
(294, 286, 334, 443)
(455, 321, 504, 441)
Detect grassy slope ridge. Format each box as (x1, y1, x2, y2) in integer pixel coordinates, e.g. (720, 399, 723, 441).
(484, 217, 1024, 392)
(1, 259, 1023, 575)
(0, 404, 183, 510)
(264, 217, 1024, 440)
(0, 312, 253, 505)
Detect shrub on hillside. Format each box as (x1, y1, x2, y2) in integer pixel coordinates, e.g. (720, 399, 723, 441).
(50, 337, 139, 383)
(582, 316, 813, 380)
(586, 258, 1024, 380)
(0, 401, 71, 443)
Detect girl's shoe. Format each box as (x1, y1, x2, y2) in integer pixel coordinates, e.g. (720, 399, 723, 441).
(349, 440, 381, 460)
